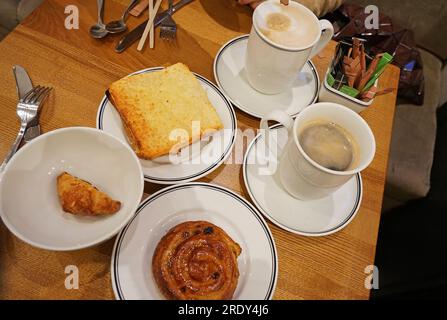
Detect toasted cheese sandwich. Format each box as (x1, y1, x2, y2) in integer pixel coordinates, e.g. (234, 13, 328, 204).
(108, 63, 223, 159)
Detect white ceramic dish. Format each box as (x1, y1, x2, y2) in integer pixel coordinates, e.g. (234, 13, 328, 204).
(97, 67, 237, 185)
(213, 35, 320, 119)
(111, 182, 278, 300)
(243, 125, 363, 236)
(0, 127, 144, 251)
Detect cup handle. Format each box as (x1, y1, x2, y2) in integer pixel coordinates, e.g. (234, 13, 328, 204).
(309, 19, 334, 60)
(260, 110, 295, 165)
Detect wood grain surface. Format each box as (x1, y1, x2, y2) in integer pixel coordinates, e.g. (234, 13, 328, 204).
(0, 0, 400, 300)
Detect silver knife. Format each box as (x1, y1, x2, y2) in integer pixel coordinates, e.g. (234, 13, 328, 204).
(13, 65, 41, 142)
(115, 0, 195, 53)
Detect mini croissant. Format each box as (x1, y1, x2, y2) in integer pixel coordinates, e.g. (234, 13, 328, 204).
(57, 172, 121, 216)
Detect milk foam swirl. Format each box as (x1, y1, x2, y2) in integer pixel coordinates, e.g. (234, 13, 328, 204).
(254, 2, 319, 49)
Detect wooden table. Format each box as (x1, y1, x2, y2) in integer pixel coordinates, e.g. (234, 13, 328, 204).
(0, 0, 399, 300)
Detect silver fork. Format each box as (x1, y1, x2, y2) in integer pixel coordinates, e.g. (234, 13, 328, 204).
(0, 85, 52, 172)
(159, 0, 177, 41)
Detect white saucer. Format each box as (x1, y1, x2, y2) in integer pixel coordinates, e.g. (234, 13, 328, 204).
(243, 125, 363, 237)
(111, 182, 278, 300)
(213, 35, 320, 119)
(97, 67, 237, 185)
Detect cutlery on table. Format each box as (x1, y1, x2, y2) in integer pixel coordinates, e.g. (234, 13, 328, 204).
(159, 0, 177, 41)
(0, 85, 52, 172)
(137, 0, 162, 51)
(90, 0, 108, 39)
(149, 0, 155, 48)
(115, 0, 195, 53)
(106, 0, 140, 34)
(13, 65, 42, 143)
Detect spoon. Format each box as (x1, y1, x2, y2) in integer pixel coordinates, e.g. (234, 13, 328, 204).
(106, 0, 139, 34)
(90, 0, 108, 38)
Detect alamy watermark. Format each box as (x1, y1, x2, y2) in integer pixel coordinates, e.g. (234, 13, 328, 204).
(364, 5, 380, 30)
(65, 265, 79, 290)
(64, 5, 79, 30)
(163, 122, 280, 176)
(364, 265, 379, 290)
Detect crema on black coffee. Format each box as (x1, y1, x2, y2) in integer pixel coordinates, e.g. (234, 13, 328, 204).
(298, 120, 360, 171)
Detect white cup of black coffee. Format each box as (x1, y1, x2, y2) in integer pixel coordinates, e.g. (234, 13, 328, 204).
(260, 103, 376, 200)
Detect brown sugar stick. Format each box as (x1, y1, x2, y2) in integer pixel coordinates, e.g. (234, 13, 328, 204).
(375, 87, 395, 97)
(360, 45, 366, 72)
(354, 46, 367, 89)
(360, 87, 378, 101)
(352, 38, 360, 59)
(357, 54, 380, 92)
(347, 47, 353, 59)
(360, 87, 397, 101)
(343, 55, 360, 87)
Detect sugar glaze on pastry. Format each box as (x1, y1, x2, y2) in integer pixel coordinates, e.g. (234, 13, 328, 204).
(57, 172, 121, 216)
(152, 221, 241, 300)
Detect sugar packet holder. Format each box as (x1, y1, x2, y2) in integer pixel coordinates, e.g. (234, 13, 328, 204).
(319, 43, 391, 113)
(319, 73, 377, 113)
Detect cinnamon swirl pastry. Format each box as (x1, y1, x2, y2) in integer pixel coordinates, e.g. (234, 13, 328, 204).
(152, 221, 242, 300)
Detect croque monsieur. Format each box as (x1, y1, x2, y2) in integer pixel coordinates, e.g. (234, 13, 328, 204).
(108, 63, 223, 160)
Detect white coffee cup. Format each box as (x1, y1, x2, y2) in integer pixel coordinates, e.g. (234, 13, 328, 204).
(260, 103, 376, 200)
(245, 0, 334, 95)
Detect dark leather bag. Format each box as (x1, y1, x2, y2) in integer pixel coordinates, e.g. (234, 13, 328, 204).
(325, 4, 425, 105)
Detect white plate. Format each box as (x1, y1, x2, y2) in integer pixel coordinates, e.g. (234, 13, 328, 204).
(111, 182, 278, 300)
(213, 35, 320, 119)
(243, 125, 362, 237)
(0, 127, 144, 251)
(97, 68, 237, 184)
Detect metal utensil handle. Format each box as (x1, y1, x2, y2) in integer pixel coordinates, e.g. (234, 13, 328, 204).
(122, 0, 139, 22)
(97, 0, 105, 24)
(114, 0, 195, 53)
(13, 65, 33, 101)
(24, 125, 41, 143)
(171, 0, 194, 14)
(0, 121, 28, 173)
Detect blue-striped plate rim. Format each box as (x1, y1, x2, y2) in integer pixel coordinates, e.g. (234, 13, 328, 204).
(111, 182, 278, 300)
(213, 35, 320, 119)
(243, 124, 363, 236)
(97, 68, 237, 184)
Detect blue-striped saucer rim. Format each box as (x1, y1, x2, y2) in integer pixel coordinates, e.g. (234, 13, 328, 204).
(213, 35, 320, 119)
(96, 67, 237, 184)
(243, 124, 363, 237)
(111, 182, 278, 300)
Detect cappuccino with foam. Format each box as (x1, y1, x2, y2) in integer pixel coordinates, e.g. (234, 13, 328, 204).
(255, 2, 320, 48)
(245, 0, 334, 94)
